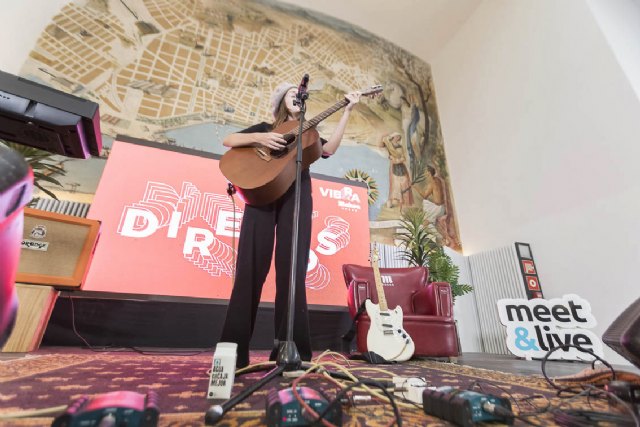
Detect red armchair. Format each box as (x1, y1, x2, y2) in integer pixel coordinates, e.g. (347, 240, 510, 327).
(342, 264, 460, 358)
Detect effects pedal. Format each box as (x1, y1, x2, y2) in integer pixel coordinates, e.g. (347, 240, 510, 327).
(266, 386, 342, 426)
(422, 388, 513, 427)
(51, 391, 159, 427)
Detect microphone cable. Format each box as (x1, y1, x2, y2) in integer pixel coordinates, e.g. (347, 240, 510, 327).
(226, 183, 238, 285)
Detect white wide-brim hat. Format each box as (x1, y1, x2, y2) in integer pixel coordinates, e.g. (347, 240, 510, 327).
(269, 82, 296, 119)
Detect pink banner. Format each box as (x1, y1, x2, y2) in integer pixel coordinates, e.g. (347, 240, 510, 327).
(84, 138, 370, 307)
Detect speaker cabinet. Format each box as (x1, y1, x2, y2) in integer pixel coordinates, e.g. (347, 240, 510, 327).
(17, 207, 100, 288)
(603, 296, 640, 369)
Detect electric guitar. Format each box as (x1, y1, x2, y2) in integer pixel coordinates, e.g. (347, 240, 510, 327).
(364, 247, 415, 362)
(219, 85, 383, 206)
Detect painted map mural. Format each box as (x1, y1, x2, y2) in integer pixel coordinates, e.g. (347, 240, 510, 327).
(19, 0, 462, 250)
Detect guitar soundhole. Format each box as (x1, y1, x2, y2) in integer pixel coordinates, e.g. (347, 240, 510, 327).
(269, 147, 286, 158)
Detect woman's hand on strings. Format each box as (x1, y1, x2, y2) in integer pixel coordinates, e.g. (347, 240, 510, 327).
(255, 132, 286, 150)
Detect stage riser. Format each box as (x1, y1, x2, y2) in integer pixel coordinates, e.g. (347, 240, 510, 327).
(42, 295, 353, 351)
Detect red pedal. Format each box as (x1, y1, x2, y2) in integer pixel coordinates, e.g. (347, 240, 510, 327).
(52, 391, 160, 427)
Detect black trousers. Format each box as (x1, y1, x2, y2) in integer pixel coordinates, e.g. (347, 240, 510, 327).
(220, 170, 313, 367)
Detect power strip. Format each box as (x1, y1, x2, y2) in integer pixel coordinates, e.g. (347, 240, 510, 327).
(393, 377, 431, 404)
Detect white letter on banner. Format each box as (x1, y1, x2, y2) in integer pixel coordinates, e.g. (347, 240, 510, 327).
(119, 208, 159, 238)
(316, 231, 339, 256)
(183, 227, 214, 257)
(307, 249, 318, 272)
(215, 210, 242, 238)
(166, 211, 183, 238)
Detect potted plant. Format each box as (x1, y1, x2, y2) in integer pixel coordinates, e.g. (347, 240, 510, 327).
(395, 207, 472, 302)
(0, 140, 66, 199)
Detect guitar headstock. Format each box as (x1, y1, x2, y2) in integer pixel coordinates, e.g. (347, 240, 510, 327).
(359, 84, 383, 99)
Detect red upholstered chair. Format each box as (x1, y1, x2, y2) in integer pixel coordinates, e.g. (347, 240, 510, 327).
(342, 264, 460, 358)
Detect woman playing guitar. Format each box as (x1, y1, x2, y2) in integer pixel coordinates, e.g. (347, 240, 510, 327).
(218, 82, 360, 369)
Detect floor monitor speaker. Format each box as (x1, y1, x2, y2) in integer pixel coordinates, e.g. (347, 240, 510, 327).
(603, 297, 640, 369)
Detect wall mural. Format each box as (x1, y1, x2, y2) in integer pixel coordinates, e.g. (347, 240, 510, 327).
(20, 0, 462, 251)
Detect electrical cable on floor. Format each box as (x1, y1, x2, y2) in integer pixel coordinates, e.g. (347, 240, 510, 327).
(0, 405, 67, 420)
(248, 352, 411, 426)
(541, 344, 616, 393)
(537, 345, 639, 427)
(69, 295, 98, 350)
(461, 363, 639, 427)
(291, 371, 402, 427)
(552, 385, 640, 427)
(466, 379, 550, 416)
(230, 352, 406, 425)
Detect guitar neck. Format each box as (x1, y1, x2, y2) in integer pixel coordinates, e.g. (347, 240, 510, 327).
(288, 84, 382, 137)
(372, 259, 388, 312)
(291, 99, 350, 136)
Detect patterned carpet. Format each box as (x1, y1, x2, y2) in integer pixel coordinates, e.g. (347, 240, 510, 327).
(0, 348, 625, 426)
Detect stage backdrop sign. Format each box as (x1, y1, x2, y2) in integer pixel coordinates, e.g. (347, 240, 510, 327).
(84, 138, 370, 307)
(497, 294, 604, 361)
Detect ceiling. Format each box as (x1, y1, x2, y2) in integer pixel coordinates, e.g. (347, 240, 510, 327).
(277, 0, 482, 61)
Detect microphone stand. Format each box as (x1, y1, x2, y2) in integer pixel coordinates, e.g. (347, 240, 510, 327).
(205, 81, 311, 424)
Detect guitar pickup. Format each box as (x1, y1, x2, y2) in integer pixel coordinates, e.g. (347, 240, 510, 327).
(380, 313, 390, 317)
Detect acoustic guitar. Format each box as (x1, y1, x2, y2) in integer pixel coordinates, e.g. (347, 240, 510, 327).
(219, 85, 383, 206)
(365, 247, 415, 362)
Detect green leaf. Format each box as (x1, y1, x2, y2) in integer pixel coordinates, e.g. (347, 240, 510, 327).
(0, 138, 67, 194)
(34, 173, 63, 187)
(34, 182, 59, 200)
(395, 206, 473, 302)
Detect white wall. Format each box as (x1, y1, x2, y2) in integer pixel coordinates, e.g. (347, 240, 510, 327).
(0, 0, 69, 73)
(587, 0, 640, 102)
(432, 0, 640, 365)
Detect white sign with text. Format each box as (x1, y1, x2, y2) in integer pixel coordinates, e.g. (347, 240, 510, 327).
(497, 294, 604, 361)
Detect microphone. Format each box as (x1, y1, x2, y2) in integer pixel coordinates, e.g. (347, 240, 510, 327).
(297, 74, 309, 101)
(226, 182, 236, 196)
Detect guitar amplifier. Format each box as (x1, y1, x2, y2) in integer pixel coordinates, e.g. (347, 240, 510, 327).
(0, 144, 33, 345)
(17, 208, 100, 288)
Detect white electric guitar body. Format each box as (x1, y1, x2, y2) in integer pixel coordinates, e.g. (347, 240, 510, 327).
(364, 248, 415, 362)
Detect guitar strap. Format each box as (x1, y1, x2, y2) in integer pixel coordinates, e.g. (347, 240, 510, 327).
(340, 300, 368, 352)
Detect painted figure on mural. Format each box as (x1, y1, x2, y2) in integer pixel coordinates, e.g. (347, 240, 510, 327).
(380, 132, 413, 209)
(415, 165, 455, 247)
(402, 93, 425, 174)
(382, 83, 425, 174)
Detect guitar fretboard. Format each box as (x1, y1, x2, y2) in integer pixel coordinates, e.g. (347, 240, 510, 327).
(371, 249, 388, 312)
(289, 99, 350, 138)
